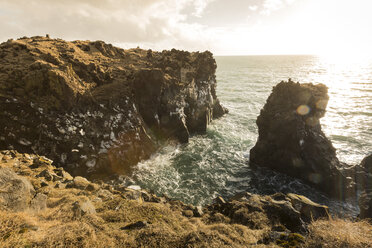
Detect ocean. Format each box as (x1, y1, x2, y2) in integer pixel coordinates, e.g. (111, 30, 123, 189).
(124, 55, 372, 216)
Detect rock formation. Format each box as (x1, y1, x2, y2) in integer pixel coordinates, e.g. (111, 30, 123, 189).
(0, 36, 227, 177)
(249, 79, 354, 198)
(358, 154, 372, 219)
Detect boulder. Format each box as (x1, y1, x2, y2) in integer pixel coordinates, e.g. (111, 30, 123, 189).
(70, 176, 90, 189)
(286, 193, 329, 222)
(0, 167, 35, 211)
(250, 80, 353, 198)
(208, 192, 309, 233)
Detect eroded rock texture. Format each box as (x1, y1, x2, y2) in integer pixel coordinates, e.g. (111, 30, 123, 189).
(0, 36, 227, 177)
(249, 80, 353, 198)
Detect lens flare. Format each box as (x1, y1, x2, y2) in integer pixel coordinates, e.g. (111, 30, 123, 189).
(297, 105, 310, 115)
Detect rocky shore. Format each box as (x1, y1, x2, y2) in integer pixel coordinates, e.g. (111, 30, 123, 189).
(0, 37, 371, 247)
(1, 150, 371, 247)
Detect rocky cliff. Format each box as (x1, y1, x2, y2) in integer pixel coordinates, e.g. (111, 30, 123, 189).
(249, 80, 354, 198)
(0, 36, 227, 177)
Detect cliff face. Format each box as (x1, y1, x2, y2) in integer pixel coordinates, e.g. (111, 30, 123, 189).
(0, 36, 227, 177)
(250, 80, 353, 198)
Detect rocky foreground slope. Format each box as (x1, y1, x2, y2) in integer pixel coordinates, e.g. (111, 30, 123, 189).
(1, 150, 371, 247)
(0, 36, 227, 178)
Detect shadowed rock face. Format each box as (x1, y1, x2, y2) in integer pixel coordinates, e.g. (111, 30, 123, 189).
(0, 37, 227, 178)
(358, 154, 372, 219)
(250, 80, 353, 198)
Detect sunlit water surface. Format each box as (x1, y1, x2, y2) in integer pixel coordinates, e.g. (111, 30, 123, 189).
(124, 55, 372, 216)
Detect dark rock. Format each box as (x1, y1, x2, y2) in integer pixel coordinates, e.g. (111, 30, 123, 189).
(40, 180, 49, 187)
(356, 154, 372, 191)
(358, 154, 372, 219)
(86, 183, 100, 191)
(36, 169, 55, 181)
(359, 191, 372, 220)
(120, 221, 149, 230)
(53, 168, 73, 181)
(250, 80, 353, 198)
(207, 193, 317, 233)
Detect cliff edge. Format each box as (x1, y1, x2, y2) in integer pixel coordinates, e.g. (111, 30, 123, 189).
(0, 36, 227, 177)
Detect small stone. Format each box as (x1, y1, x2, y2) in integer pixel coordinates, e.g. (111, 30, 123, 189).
(183, 210, 194, 218)
(55, 182, 66, 189)
(72, 176, 90, 189)
(96, 189, 113, 200)
(86, 183, 100, 191)
(36, 169, 54, 181)
(53, 168, 73, 181)
(122, 188, 142, 201)
(120, 221, 148, 230)
(72, 199, 96, 219)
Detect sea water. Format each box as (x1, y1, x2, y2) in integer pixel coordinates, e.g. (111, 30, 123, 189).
(125, 55, 372, 216)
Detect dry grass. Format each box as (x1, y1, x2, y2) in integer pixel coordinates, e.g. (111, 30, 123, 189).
(306, 218, 372, 248)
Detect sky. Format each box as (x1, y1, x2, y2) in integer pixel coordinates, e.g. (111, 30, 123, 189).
(0, 0, 372, 56)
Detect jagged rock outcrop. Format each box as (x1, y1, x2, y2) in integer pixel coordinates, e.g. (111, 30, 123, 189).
(358, 154, 372, 219)
(0, 36, 227, 177)
(207, 192, 329, 234)
(250, 80, 353, 198)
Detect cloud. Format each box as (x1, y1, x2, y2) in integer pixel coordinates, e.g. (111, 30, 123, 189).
(249, 5, 258, 11)
(192, 0, 216, 17)
(260, 0, 297, 15)
(0, 0, 215, 51)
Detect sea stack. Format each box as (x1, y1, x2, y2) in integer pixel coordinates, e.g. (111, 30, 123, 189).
(249, 79, 353, 198)
(0, 37, 227, 177)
